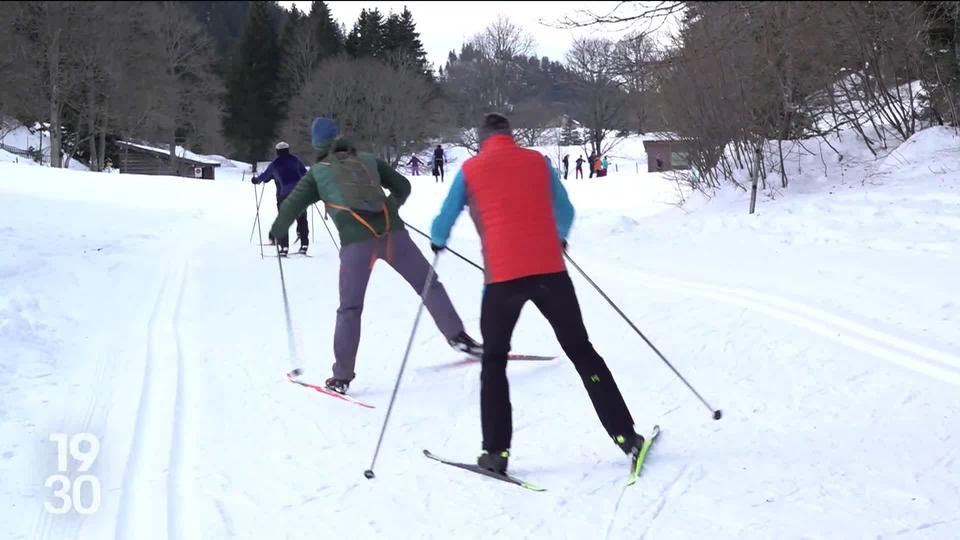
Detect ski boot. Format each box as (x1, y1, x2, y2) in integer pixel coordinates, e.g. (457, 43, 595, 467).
(298, 244, 309, 255)
(279, 246, 289, 258)
(477, 449, 509, 474)
(324, 377, 349, 395)
(448, 331, 483, 357)
(616, 432, 646, 470)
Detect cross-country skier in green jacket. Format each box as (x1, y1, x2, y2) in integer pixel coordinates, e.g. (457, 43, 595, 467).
(269, 117, 482, 394)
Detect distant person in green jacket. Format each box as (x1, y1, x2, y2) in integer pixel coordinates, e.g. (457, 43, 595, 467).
(269, 117, 483, 395)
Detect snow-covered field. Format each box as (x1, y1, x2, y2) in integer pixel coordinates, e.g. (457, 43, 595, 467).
(1, 127, 959, 539)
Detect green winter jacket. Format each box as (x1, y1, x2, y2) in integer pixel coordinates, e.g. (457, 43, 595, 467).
(270, 138, 410, 247)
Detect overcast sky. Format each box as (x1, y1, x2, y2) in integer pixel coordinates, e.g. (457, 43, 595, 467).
(277, 1, 659, 69)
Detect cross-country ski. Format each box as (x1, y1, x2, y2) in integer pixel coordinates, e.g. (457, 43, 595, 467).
(423, 449, 546, 492)
(627, 425, 662, 486)
(286, 371, 374, 408)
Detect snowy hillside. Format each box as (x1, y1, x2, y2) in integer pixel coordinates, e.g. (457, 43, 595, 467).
(1, 127, 959, 539)
(0, 117, 89, 171)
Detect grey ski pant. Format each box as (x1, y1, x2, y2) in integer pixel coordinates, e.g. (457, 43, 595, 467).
(332, 229, 464, 380)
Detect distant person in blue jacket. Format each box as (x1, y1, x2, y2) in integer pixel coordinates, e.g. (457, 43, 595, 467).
(253, 141, 309, 255)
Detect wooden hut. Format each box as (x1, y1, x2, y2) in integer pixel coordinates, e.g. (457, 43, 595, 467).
(641, 133, 693, 173)
(117, 141, 220, 179)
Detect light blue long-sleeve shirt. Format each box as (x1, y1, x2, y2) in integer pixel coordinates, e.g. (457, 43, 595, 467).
(430, 156, 574, 247)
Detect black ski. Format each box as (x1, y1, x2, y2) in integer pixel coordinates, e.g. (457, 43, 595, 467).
(423, 450, 546, 492)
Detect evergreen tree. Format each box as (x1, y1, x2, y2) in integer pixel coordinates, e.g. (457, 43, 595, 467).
(345, 8, 385, 59)
(274, 6, 306, 119)
(309, 1, 343, 60)
(181, 1, 250, 57)
(274, 2, 344, 122)
(223, 1, 281, 161)
(382, 8, 430, 77)
(180, 1, 286, 64)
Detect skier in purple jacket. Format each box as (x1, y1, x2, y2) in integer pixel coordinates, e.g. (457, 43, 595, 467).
(254, 142, 310, 255)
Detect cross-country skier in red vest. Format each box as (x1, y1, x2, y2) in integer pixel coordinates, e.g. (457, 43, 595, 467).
(429, 113, 644, 475)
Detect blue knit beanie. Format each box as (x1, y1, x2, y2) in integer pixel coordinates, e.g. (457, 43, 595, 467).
(311, 117, 338, 146)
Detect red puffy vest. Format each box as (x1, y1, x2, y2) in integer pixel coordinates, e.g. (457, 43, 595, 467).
(462, 135, 565, 283)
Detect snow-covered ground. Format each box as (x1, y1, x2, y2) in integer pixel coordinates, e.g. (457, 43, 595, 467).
(1, 126, 959, 539)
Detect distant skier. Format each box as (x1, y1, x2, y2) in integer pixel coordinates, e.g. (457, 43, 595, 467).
(575, 156, 584, 179)
(561, 154, 569, 180)
(601, 156, 609, 176)
(588, 153, 597, 178)
(433, 145, 445, 183)
(430, 113, 644, 475)
(268, 117, 482, 395)
(408, 155, 423, 176)
(594, 155, 604, 177)
(253, 141, 309, 256)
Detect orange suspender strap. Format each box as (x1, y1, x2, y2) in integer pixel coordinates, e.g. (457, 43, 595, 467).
(324, 202, 390, 238)
(325, 202, 392, 267)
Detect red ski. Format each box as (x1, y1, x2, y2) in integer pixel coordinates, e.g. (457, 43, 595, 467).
(286, 371, 374, 408)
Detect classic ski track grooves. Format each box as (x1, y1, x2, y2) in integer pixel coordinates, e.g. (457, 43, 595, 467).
(167, 262, 189, 540)
(115, 262, 189, 540)
(631, 270, 960, 386)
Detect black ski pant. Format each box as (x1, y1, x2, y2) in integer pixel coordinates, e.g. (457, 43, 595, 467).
(276, 192, 309, 249)
(479, 271, 635, 452)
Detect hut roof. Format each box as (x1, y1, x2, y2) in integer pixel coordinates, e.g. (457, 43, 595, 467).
(117, 141, 220, 167)
(641, 132, 695, 142)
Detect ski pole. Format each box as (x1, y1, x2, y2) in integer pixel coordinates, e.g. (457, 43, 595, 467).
(275, 244, 300, 371)
(364, 254, 440, 479)
(255, 183, 266, 259)
(249, 180, 265, 242)
(563, 252, 722, 421)
(250, 182, 267, 259)
(314, 203, 340, 254)
(405, 223, 483, 272)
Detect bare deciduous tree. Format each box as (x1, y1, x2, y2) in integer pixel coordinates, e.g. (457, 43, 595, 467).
(567, 37, 627, 156)
(279, 15, 321, 93)
(138, 1, 222, 173)
(469, 16, 536, 112)
(442, 17, 543, 151)
(281, 56, 436, 166)
(558, 1, 686, 29)
(613, 32, 661, 134)
(646, 1, 941, 210)
(5, 1, 90, 167)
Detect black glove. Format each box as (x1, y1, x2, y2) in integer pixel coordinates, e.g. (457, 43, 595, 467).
(251, 176, 261, 184)
(430, 243, 445, 254)
(561, 240, 568, 251)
